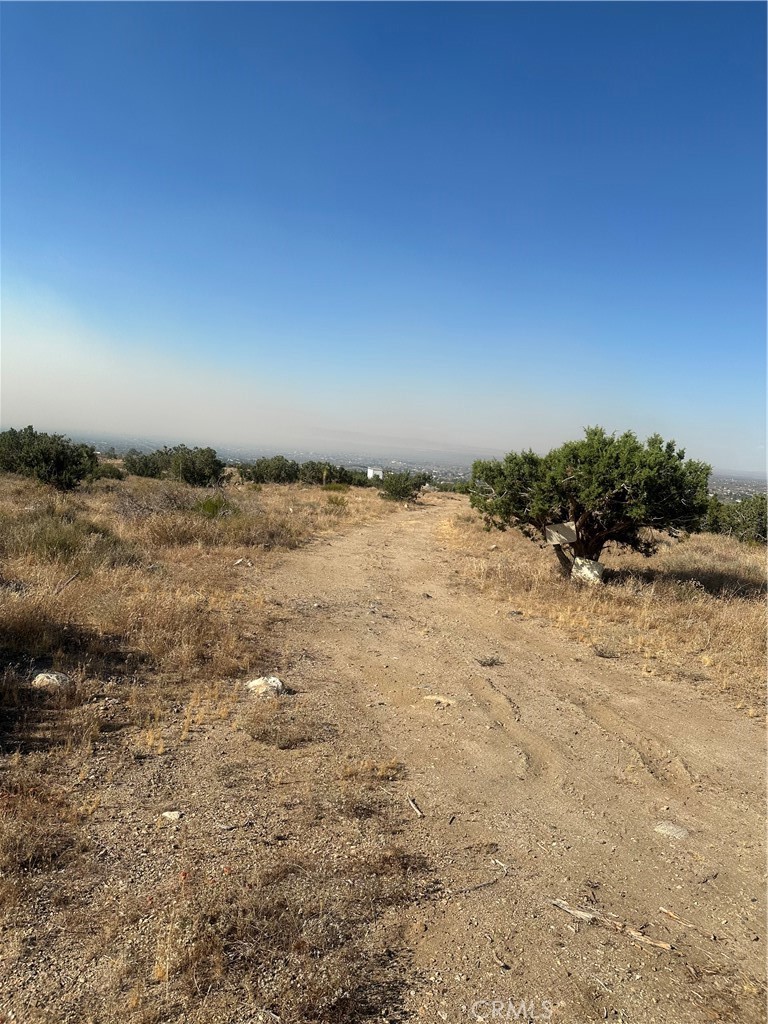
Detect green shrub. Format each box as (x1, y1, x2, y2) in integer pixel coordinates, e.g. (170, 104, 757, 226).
(325, 493, 348, 514)
(123, 449, 167, 478)
(379, 471, 431, 502)
(168, 446, 225, 486)
(241, 456, 301, 484)
(0, 426, 97, 491)
(704, 493, 766, 543)
(322, 482, 349, 492)
(90, 462, 126, 481)
(124, 445, 224, 486)
(193, 494, 238, 519)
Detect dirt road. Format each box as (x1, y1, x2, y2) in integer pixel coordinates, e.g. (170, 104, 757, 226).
(263, 493, 766, 1023)
(8, 492, 764, 1024)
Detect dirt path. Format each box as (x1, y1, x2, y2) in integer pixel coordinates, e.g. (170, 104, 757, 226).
(261, 493, 766, 1023)
(6, 493, 764, 1024)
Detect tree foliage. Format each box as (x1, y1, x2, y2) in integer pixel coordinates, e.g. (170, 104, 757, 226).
(704, 493, 766, 544)
(470, 428, 711, 574)
(167, 446, 225, 486)
(0, 425, 98, 491)
(123, 445, 224, 485)
(240, 457, 373, 487)
(379, 470, 431, 502)
(241, 455, 301, 484)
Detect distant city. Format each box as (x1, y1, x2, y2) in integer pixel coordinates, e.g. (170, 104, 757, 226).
(708, 473, 767, 501)
(60, 430, 768, 496)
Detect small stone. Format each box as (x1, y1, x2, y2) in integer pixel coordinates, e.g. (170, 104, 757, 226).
(162, 811, 182, 821)
(654, 821, 689, 840)
(245, 676, 286, 698)
(31, 671, 73, 693)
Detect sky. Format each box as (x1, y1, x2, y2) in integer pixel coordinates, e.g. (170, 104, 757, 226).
(1, 2, 765, 471)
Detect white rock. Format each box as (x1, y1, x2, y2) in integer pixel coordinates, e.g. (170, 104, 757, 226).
(572, 557, 606, 585)
(654, 820, 689, 840)
(31, 671, 74, 693)
(162, 810, 182, 822)
(245, 676, 285, 698)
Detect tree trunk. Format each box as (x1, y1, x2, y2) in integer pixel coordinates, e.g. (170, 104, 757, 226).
(552, 543, 573, 577)
(572, 537, 604, 562)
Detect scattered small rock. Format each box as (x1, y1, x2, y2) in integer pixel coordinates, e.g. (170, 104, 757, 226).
(245, 676, 286, 698)
(31, 671, 74, 694)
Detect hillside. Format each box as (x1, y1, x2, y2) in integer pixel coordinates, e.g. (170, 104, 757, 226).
(0, 479, 765, 1023)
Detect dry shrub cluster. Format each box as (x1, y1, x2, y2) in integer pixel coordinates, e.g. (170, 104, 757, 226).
(240, 697, 331, 749)
(0, 764, 82, 876)
(443, 512, 766, 708)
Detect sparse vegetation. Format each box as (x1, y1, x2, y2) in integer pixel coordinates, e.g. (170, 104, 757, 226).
(0, 471, 410, 1023)
(240, 698, 328, 749)
(0, 450, 763, 1023)
(443, 510, 766, 705)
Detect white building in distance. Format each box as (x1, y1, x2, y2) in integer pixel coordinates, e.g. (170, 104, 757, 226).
(367, 466, 384, 480)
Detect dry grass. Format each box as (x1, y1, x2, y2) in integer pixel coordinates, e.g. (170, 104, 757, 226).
(114, 839, 427, 1024)
(340, 757, 407, 782)
(0, 475, 388, 685)
(442, 511, 766, 709)
(0, 767, 82, 875)
(0, 471, 399, 1020)
(240, 696, 330, 749)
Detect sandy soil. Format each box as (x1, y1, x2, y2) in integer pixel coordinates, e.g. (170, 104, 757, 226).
(5, 493, 765, 1024)
(262, 494, 766, 1023)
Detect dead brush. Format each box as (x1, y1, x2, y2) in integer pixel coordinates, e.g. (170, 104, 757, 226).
(340, 757, 406, 782)
(0, 504, 140, 573)
(330, 779, 391, 821)
(240, 699, 327, 750)
(0, 666, 104, 755)
(0, 766, 83, 881)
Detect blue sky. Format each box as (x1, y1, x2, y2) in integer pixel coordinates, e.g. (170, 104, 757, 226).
(1, 2, 765, 469)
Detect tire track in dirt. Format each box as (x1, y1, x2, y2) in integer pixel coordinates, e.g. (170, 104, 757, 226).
(260, 495, 765, 1024)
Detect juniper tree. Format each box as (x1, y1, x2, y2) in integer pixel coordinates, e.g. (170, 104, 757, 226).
(470, 427, 710, 576)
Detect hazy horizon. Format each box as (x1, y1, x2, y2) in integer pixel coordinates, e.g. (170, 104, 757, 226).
(2, 4, 765, 474)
